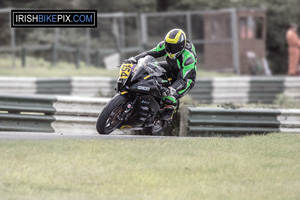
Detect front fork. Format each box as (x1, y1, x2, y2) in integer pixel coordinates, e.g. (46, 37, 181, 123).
(117, 93, 136, 121)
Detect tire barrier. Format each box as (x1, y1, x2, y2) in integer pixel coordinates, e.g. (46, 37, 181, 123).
(0, 77, 117, 97)
(0, 76, 299, 103)
(180, 106, 300, 136)
(189, 76, 300, 104)
(0, 94, 111, 135)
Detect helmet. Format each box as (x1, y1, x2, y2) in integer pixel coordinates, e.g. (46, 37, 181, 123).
(164, 29, 186, 59)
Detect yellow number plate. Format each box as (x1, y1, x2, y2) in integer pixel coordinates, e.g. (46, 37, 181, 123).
(119, 63, 133, 79)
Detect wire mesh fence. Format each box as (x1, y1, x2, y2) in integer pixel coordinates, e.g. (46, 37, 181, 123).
(0, 8, 242, 73)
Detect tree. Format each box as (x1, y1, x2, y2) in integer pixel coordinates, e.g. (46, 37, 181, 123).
(168, 0, 300, 74)
(2, 0, 299, 74)
(157, 0, 168, 11)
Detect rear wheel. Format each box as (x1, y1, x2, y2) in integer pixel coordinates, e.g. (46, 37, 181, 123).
(96, 94, 127, 134)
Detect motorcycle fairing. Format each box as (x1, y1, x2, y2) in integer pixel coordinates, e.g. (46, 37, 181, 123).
(123, 95, 160, 127)
(129, 79, 161, 98)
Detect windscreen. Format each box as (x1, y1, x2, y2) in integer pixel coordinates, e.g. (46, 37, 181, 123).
(131, 56, 166, 82)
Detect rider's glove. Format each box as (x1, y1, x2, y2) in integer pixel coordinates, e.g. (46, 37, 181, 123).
(168, 87, 177, 96)
(161, 86, 177, 97)
(123, 57, 137, 64)
(160, 87, 170, 97)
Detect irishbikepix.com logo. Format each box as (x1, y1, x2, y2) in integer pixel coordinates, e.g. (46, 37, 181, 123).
(11, 10, 97, 28)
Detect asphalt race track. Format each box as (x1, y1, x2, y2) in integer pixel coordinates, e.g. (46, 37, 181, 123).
(0, 132, 184, 140)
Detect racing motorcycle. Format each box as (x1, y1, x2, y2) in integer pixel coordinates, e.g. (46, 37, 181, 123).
(96, 56, 175, 135)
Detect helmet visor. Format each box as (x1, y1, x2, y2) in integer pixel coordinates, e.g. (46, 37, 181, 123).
(165, 42, 184, 54)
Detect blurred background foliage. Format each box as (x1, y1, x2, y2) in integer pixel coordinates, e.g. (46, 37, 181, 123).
(0, 0, 299, 74)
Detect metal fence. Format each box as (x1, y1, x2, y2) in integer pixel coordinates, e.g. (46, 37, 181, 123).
(140, 9, 239, 73)
(0, 8, 240, 72)
(179, 106, 300, 136)
(0, 94, 112, 134)
(1, 94, 300, 136)
(0, 9, 143, 68)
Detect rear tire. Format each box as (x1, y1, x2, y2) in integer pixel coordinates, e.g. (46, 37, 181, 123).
(96, 94, 128, 134)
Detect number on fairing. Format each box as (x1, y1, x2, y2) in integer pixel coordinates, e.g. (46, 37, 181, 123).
(119, 64, 132, 79)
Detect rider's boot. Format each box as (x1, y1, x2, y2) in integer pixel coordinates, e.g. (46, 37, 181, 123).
(162, 105, 176, 121)
(151, 106, 175, 134)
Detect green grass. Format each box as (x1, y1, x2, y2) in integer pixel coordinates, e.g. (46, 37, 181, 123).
(0, 55, 120, 77)
(0, 133, 300, 200)
(0, 55, 233, 77)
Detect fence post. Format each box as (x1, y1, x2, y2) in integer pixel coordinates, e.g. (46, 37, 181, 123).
(112, 17, 122, 61)
(86, 28, 91, 66)
(230, 8, 240, 74)
(95, 50, 102, 67)
(186, 12, 192, 40)
(54, 28, 60, 62)
(9, 9, 16, 68)
(179, 106, 189, 137)
(140, 13, 148, 50)
(51, 44, 57, 66)
(136, 13, 142, 48)
(21, 46, 26, 68)
(75, 48, 80, 69)
(10, 26, 16, 68)
(120, 13, 125, 62)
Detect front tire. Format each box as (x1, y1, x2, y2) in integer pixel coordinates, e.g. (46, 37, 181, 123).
(96, 94, 128, 134)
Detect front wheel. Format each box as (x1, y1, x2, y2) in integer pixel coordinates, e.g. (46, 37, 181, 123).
(96, 94, 128, 134)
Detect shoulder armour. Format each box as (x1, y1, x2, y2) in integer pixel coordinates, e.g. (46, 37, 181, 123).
(184, 57, 194, 66)
(185, 40, 193, 50)
(158, 41, 165, 48)
(185, 40, 192, 50)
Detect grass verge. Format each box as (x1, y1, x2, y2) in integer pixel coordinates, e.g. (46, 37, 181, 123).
(0, 133, 299, 200)
(0, 55, 120, 77)
(0, 55, 233, 77)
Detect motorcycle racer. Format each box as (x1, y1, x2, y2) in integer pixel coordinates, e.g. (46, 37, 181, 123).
(124, 28, 197, 121)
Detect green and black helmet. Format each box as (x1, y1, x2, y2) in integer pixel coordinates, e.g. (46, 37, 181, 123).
(164, 29, 186, 59)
